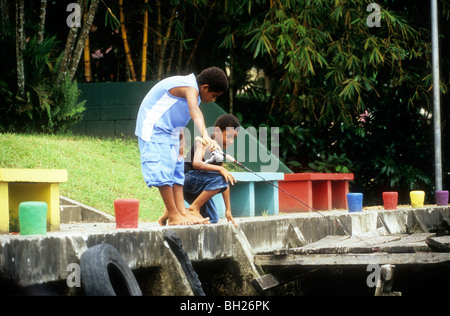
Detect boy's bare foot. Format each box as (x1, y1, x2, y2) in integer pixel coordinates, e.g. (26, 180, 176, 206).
(159, 209, 208, 226)
(187, 207, 210, 224)
(183, 208, 210, 224)
(189, 213, 210, 224)
(158, 207, 169, 226)
(157, 216, 167, 226)
(167, 213, 193, 226)
(188, 206, 201, 217)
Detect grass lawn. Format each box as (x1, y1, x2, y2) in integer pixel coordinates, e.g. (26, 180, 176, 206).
(0, 133, 164, 222)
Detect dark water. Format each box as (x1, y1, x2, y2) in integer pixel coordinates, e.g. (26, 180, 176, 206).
(195, 259, 450, 296)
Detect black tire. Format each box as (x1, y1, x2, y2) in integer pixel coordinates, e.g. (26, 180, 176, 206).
(164, 230, 205, 296)
(80, 243, 142, 296)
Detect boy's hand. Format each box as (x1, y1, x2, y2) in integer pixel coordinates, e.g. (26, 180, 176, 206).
(195, 136, 221, 153)
(220, 167, 236, 185)
(202, 136, 221, 153)
(225, 209, 238, 227)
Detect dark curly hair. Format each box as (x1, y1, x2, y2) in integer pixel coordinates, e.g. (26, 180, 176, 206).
(197, 67, 229, 92)
(214, 114, 240, 132)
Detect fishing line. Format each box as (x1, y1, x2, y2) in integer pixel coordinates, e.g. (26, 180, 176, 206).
(195, 137, 380, 251)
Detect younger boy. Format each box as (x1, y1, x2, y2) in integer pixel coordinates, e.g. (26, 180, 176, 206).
(135, 67, 228, 225)
(183, 114, 240, 227)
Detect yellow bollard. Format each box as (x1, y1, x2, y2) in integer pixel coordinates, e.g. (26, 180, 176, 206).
(410, 190, 425, 208)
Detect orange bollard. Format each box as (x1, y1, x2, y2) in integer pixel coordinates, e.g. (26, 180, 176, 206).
(114, 199, 139, 228)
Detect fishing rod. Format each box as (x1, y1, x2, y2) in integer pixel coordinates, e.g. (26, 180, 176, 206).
(194, 136, 379, 251)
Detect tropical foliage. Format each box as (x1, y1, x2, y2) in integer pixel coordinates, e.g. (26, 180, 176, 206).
(0, 0, 93, 133)
(1, 0, 449, 204)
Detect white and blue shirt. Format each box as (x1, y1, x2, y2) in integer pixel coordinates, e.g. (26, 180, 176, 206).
(135, 74, 200, 144)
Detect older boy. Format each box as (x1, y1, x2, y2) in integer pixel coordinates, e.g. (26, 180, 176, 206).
(135, 67, 228, 225)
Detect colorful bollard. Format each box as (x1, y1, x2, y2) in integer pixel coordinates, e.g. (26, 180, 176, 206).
(382, 192, 398, 210)
(19, 201, 48, 235)
(436, 190, 449, 206)
(410, 190, 425, 208)
(347, 193, 363, 212)
(114, 199, 139, 228)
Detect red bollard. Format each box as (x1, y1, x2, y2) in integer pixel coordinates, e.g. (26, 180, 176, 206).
(383, 192, 398, 210)
(114, 199, 139, 228)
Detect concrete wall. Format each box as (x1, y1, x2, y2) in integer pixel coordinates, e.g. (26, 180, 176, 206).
(73, 82, 154, 137)
(1, 206, 449, 295)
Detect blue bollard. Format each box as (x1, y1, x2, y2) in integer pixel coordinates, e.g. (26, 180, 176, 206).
(347, 193, 363, 213)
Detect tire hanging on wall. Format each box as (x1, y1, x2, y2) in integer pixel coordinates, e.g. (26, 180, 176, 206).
(80, 243, 142, 296)
(164, 230, 205, 296)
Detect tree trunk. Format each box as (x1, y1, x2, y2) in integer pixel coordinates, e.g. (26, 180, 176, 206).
(186, 1, 216, 70)
(166, 40, 175, 75)
(15, 0, 25, 98)
(67, 0, 100, 83)
(119, 0, 136, 81)
(0, 0, 10, 35)
(141, 0, 148, 82)
(157, 7, 176, 79)
(83, 4, 92, 83)
(155, 0, 162, 80)
(177, 17, 186, 73)
(55, 0, 83, 89)
(229, 52, 234, 115)
(37, 0, 47, 45)
(83, 27, 92, 82)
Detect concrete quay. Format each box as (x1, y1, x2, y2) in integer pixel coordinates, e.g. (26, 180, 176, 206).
(1, 206, 449, 295)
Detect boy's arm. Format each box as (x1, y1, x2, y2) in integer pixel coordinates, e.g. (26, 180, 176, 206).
(169, 86, 218, 150)
(185, 87, 208, 138)
(222, 187, 238, 227)
(192, 145, 236, 185)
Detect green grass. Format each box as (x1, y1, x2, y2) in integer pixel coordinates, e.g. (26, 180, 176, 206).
(0, 133, 164, 222)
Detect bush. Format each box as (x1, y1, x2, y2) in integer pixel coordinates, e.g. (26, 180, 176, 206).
(235, 91, 435, 206)
(0, 35, 86, 133)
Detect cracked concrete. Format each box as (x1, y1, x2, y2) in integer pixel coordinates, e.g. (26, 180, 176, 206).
(1, 206, 449, 294)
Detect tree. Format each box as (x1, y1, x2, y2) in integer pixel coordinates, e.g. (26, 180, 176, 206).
(1, 0, 98, 133)
(1, 0, 449, 197)
(56, 0, 100, 88)
(55, 0, 82, 90)
(15, 0, 25, 99)
(83, 1, 93, 83)
(156, 3, 176, 80)
(119, 0, 137, 81)
(37, 0, 47, 45)
(141, 0, 149, 82)
(0, 0, 9, 35)
(231, 0, 435, 128)
(213, 0, 449, 202)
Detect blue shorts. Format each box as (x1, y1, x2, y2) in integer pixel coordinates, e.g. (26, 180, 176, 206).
(183, 170, 228, 223)
(139, 138, 184, 188)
